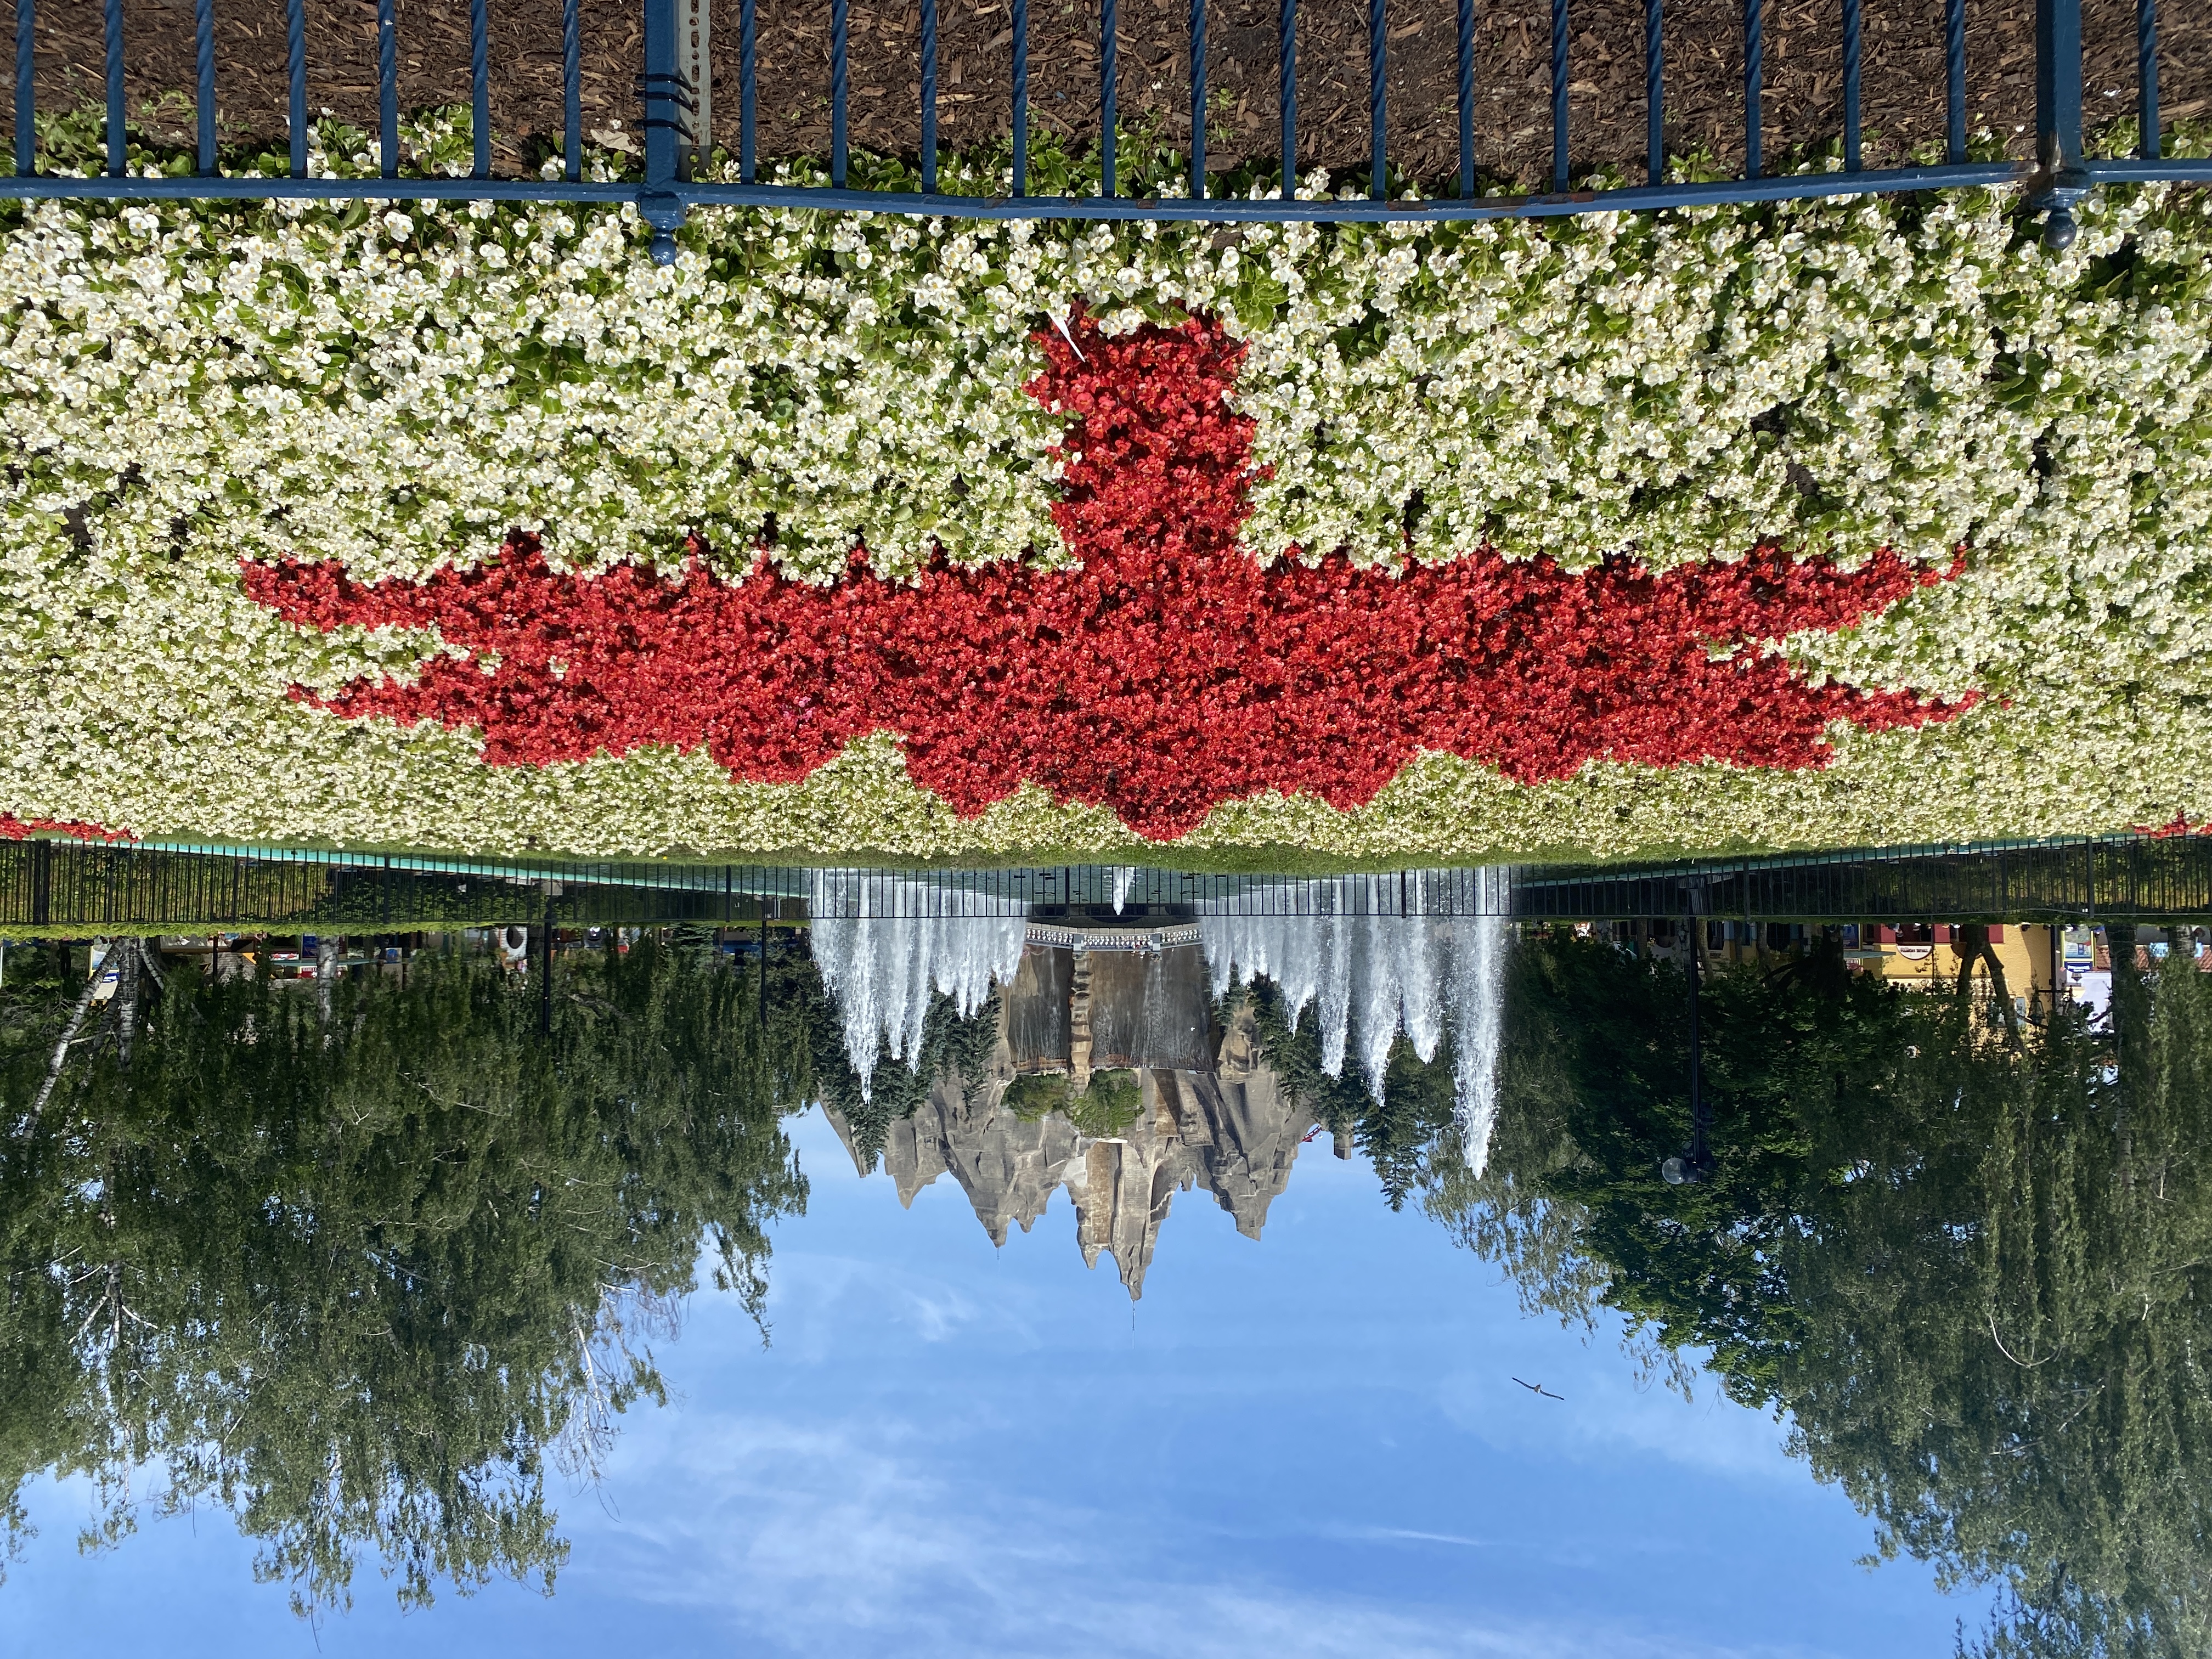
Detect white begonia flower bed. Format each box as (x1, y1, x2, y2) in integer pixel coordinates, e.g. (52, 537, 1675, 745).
(1, 176, 2209, 865)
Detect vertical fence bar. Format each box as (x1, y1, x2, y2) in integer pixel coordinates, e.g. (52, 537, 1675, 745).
(1190, 0, 1207, 197)
(2138, 0, 2158, 159)
(378, 0, 398, 178)
(196, 0, 217, 174)
(105, 0, 125, 176)
(13, 0, 30, 178)
(1101, 0, 1118, 194)
(29, 839, 50, 929)
(921, 0, 939, 189)
(1456, 0, 1474, 195)
(288, 0, 307, 176)
(472, 0, 492, 177)
(1643, 0, 1661, 183)
(1944, 0, 1964, 162)
(1841, 0, 1860, 169)
(564, 0, 582, 179)
(1012, 0, 1029, 193)
(1278, 0, 1295, 195)
(1549, 0, 1567, 190)
(681, 0, 710, 175)
(740, 0, 757, 180)
(1368, 0, 1386, 196)
(831, 0, 848, 185)
(642, 0, 687, 259)
(2034, 0, 2085, 244)
(1743, 0, 1761, 176)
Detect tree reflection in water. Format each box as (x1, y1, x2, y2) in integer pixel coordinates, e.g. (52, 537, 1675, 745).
(0, 933, 808, 1614)
(1427, 927, 2212, 1659)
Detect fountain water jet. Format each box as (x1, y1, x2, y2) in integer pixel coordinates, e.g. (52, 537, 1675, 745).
(805, 872, 1025, 1102)
(1111, 866, 1137, 915)
(1197, 871, 1510, 1172)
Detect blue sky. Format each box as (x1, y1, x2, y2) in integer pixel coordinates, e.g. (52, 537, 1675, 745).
(4, 1108, 1989, 1657)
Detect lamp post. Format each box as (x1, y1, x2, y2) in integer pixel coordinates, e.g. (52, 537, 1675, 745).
(1662, 876, 1716, 1186)
(539, 886, 556, 1037)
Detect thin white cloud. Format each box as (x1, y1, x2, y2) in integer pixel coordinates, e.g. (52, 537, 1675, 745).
(1341, 1525, 1499, 1549)
(565, 1399, 1875, 1659)
(759, 1250, 1019, 1355)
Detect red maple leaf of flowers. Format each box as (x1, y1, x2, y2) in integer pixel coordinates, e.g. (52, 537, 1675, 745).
(2135, 814, 2212, 838)
(0, 814, 133, 842)
(241, 310, 1971, 841)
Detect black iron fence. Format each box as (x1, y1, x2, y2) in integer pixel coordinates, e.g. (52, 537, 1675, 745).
(3, 0, 2202, 251)
(0, 842, 1510, 928)
(0, 840, 798, 932)
(3, 835, 2209, 932)
(1513, 835, 2212, 924)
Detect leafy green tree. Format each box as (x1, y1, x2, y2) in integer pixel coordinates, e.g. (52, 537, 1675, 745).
(1002, 1070, 1075, 1120)
(809, 974, 1005, 1166)
(1001, 1069, 1144, 1137)
(0, 936, 809, 1614)
(1244, 981, 1462, 1208)
(1063, 1070, 1139, 1138)
(1441, 931, 1921, 1400)
(1428, 928, 2212, 1657)
(1784, 953, 2212, 1659)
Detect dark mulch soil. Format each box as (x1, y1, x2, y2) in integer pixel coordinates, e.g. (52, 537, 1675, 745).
(6, 0, 2207, 190)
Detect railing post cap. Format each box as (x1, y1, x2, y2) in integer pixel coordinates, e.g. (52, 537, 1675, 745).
(638, 189, 687, 265)
(2030, 168, 2089, 252)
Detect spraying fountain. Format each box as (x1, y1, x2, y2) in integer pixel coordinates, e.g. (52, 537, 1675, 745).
(1196, 870, 1510, 1172)
(803, 866, 1512, 1169)
(805, 871, 1025, 1102)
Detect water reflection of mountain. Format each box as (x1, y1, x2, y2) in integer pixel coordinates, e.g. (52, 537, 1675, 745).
(807, 871, 1503, 1297)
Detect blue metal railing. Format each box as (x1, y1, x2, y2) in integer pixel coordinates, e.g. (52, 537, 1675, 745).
(3, 0, 2206, 259)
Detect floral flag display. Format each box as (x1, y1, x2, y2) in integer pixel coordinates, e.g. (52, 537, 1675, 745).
(242, 312, 1970, 842)
(3, 182, 2209, 863)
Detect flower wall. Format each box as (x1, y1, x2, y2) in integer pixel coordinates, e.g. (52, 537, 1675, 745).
(2, 172, 2210, 864)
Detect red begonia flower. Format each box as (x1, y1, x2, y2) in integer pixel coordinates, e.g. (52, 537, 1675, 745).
(0, 814, 133, 842)
(2136, 814, 2212, 838)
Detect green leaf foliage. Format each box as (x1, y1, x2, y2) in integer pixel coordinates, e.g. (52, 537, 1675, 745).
(1429, 928, 2212, 1658)
(0, 936, 809, 1614)
(1246, 980, 1461, 1210)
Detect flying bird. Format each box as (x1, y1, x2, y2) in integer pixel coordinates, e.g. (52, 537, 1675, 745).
(1511, 1377, 1566, 1401)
